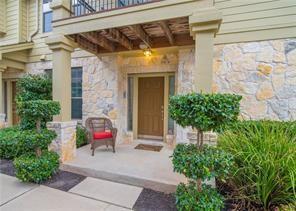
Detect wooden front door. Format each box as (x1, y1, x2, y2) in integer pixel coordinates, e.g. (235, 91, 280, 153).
(138, 77, 164, 138)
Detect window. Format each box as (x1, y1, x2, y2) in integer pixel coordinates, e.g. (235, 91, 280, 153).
(127, 76, 133, 131)
(43, 0, 53, 33)
(168, 75, 175, 135)
(44, 68, 83, 119)
(71, 67, 83, 119)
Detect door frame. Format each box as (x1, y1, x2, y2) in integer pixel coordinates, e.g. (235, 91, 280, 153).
(129, 72, 175, 142)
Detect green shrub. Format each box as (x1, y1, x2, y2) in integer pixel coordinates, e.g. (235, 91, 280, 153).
(17, 74, 52, 102)
(172, 144, 233, 181)
(169, 93, 242, 133)
(16, 74, 53, 130)
(176, 182, 224, 211)
(18, 129, 57, 152)
(14, 151, 59, 183)
(76, 126, 88, 148)
(0, 127, 23, 159)
(169, 93, 242, 210)
(218, 120, 296, 209)
(0, 128, 56, 159)
(17, 100, 60, 131)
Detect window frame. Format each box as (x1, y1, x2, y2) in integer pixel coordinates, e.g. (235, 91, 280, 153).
(42, 0, 53, 33)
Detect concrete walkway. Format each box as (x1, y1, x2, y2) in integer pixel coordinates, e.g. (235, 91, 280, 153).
(0, 173, 138, 211)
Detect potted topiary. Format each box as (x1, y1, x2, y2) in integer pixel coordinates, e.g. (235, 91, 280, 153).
(169, 93, 242, 210)
(13, 75, 61, 183)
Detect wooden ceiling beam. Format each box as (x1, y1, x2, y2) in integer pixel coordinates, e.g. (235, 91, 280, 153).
(81, 32, 115, 52)
(158, 21, 175, 46)
(72, 34, 100, 55)
(128, 25, 151, 48)
(101, 29, 133, 50)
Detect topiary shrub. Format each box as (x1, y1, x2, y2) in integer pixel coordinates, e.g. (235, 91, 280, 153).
(13, 74, 61, 183)
(218, 120, 296, 210)
(169, 93, 242, 210)
(13, 151, 59, 183)
(16, 74, 52, 130)
(76, 125, 88, 148)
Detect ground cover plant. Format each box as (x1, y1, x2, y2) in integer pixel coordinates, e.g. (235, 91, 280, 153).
(218, 120, 296, 210)
(169, 93, 242, 210)
(76, 125, 88, 148)
(9, 74, 61, 183)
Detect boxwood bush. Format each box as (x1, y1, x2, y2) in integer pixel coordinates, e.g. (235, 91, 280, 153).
(218, 120, 296, 210)
(76, 125, 88, 148)
(13, 151, 59, 183)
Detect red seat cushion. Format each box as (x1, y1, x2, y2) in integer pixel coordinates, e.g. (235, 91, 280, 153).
(93, 131, 113, 140)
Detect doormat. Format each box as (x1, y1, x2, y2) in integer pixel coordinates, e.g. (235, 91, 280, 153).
(135, 144, 163, 152)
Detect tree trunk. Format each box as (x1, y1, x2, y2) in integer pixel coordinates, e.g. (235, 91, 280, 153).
(197, 178, 202, 192)
(36, 119, 41, 133)
(36, 148, 42, 157)
(199, 130, 204, 150)
(196, 129, 200, 149)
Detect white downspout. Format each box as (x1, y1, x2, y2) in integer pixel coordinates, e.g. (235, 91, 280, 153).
(29, 0, 39, 42)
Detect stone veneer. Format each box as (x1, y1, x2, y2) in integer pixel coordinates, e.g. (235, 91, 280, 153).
(47, 121, 77, 162)
(213, 39, 296, 120)
(25, 38, 296, 146)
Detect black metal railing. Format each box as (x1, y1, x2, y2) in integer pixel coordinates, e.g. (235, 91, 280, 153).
(70, 0, 161, 17)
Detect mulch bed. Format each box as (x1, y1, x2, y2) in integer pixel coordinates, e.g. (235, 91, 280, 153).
(41, 170, 86, 192)
(133, 188, 177, 211)
(0, 159, 86, 192)
(135, 144, 163, 152)
(0, 159, 16, 176)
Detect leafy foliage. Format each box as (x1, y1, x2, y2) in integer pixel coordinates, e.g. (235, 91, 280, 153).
(16, 74, 52, 101)
(172, 144, 234, 181)
(16, 74, 53, 130)
(76, 125, 88, 148)
(0, 128, 56, 159)
(14, 151, 59, 183)
(169, 93, 242, 132)
(0, 127, 23, 159)
(218, 120, 296, 209)
(17, 100, 60, 124)
(176, 182, 224, 211)
(18, 129, 57, 152)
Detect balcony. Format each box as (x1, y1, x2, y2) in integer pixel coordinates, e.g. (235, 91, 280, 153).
(51, 0, 212, 54)
(70, 0, 163, 17)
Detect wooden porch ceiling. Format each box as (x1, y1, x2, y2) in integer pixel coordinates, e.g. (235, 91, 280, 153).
(69, 17, 194, 54)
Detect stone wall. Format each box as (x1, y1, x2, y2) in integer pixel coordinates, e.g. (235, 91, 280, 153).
(213, 39, 296, 120)
(24, 38, 296, 146)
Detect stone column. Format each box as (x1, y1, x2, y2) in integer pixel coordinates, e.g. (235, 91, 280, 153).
(189, 8, 222, 93)
(46, 1, 77, 162)
(47, 121, 77, 162)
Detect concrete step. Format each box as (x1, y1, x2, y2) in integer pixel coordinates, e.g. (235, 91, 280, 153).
(61, 163, 178, 194)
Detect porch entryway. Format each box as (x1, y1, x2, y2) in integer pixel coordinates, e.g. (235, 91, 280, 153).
(61, 140, 186, 193)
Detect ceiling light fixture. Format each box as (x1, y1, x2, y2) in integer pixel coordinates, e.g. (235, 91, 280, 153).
(139, 43, 152, 57)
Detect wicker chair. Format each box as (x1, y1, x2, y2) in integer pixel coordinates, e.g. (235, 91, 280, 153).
(85, 117, 117, 156)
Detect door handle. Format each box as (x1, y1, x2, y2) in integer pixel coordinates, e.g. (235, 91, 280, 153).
(161, 105, 164, 120)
